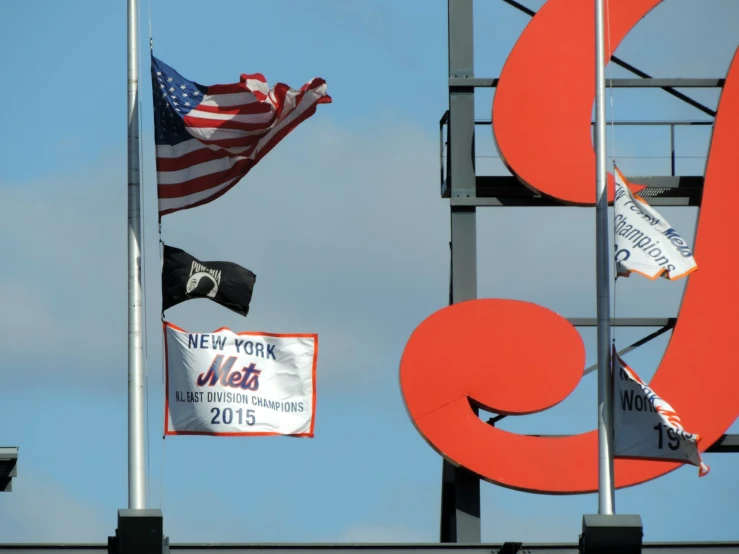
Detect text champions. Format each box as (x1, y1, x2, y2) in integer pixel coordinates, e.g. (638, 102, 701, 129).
(613, 186, 694, 273)
(612, 179, 696, 278)
(174, 389, 306, 414)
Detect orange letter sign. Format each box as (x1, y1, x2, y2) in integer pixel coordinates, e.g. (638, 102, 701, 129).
(400, 0, 739, 494)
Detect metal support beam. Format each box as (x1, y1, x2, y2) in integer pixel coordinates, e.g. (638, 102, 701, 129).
(450, 198, 702, 207)
(568, 318, 676, 327)
(445, 176, 704, 207)
(448, 77, 723, 89)
(583, 323, 676, 376)
(494, 433, 739, 454)
(605, 78, 724, 90)
(707, 434, 739, 453)
(442, 0, 480, 543)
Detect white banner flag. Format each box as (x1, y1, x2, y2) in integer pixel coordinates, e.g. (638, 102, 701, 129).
(613, 352, 708, 476)
(613, 166, 697, 280)
(164, 322, 317, 437)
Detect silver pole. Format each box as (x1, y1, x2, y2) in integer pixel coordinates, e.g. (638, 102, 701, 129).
(594, 0, 615, 515)
(127, 0, 147, 510)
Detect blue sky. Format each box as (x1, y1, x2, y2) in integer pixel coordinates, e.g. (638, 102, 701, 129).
(1, 0, 738, 545)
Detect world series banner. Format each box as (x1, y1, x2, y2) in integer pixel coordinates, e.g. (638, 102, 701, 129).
(613, 352, 708, 476)
(163, 322, 317, 437)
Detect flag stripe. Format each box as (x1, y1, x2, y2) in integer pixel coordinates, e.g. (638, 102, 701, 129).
(207, 76, 267, 95)
(156, 138, 253, 159)
(185, 133, 271, 149)
(157, 156, 248, 187)
(193, 102, 274, 116)
(184, 114, 278, 132)
(158, 177, 240, 216)
(158, 158, 254, 199)
(184, 126, 272, 145)
(156, 144, 253, 172)
(199, 92, 261, 108)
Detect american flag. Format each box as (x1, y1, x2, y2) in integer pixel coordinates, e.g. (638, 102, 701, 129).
(151, 55, 331, 217)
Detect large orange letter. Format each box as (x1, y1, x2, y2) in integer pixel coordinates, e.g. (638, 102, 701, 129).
(400, 0, 739, 493)
(493, 0, 660, 203)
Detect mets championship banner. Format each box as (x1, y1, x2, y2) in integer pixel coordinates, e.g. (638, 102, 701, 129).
(613, 352, 708, 476)
(164, 322, 317, 437)
(613, 165, 697, 280)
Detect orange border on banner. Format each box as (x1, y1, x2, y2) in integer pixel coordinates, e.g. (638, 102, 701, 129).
(163, 321, 318, 438)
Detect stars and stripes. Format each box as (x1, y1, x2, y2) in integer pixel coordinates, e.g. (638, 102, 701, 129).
(151, 55, 331, 217)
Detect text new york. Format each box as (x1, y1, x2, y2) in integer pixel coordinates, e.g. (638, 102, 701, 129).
(188, 333, 277, 359)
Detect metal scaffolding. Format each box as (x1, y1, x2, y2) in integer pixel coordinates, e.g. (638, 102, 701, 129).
(441, 0, 738, 544)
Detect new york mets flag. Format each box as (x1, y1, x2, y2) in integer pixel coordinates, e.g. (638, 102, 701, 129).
(151, 55, 331, 217)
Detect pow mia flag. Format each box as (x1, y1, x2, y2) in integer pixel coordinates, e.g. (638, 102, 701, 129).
(162, 245, 256, 317)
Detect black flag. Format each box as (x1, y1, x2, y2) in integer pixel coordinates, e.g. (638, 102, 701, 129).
(162, 245, 256, 316)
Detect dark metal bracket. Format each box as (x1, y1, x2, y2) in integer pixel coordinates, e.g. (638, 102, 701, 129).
(0, 447, 18, 493)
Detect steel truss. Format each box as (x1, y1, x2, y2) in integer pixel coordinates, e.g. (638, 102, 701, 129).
(443, 0, 738, 545)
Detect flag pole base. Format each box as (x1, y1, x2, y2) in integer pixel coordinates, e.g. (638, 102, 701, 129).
(107, 509, 167, 554)
(579, 514, 643, 554)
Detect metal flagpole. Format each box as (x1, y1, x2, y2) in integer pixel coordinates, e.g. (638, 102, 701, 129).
(594, 0, 615, 515)
(127, 0, 147, 510)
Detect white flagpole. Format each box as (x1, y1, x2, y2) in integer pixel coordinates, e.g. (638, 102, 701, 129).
(594, 0, 615, 515)
(127, 0, 147, 510)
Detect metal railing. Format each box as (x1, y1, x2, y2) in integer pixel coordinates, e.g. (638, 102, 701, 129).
(439, 113, 714, 194)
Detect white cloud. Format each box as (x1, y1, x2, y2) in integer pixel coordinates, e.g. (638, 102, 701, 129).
(0, 158, 127, 389)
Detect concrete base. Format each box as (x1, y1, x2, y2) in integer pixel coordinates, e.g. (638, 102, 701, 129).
(580, 514, 643, 554)
(108, 509, 164, 554)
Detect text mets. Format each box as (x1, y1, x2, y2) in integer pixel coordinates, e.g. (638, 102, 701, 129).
(197, 354, 261, 391)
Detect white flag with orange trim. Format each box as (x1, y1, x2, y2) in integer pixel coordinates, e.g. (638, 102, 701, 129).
(613, 166, 697, 280)
(163, 322, 318, 438)
(613, 351, 709, 476)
